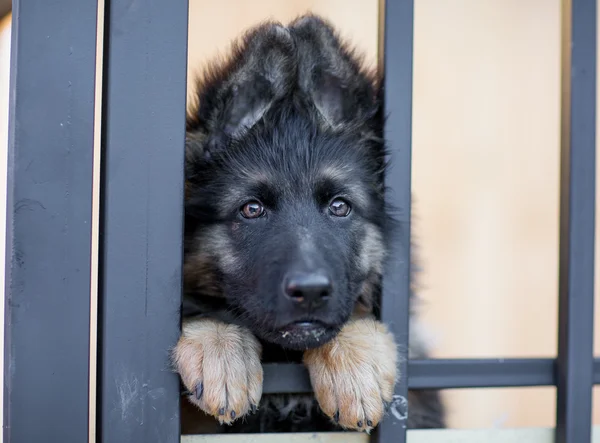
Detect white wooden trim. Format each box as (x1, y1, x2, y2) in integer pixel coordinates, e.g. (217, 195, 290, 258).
(182, 426, 600, 443)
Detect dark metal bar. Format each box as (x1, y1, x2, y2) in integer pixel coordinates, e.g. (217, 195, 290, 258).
(374, 1, 414, 441)
(555, 1, 597, 442)
(3, 0, 98, 442)
(407, 359, 556, 389)
(263, 364, 312, 394)
(263, 359, 600, 394)
(97, 0, 189, 442)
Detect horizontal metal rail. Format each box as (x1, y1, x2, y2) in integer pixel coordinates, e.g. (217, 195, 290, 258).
(261, 359, 600, 394)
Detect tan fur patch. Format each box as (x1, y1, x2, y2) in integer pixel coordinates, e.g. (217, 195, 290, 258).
(189, 225, 240, 275)
(359, 223, 385, 275)
(318, 165, 371, 209)
(303, 317, 398, 432)
(183, 253, 223, 297)
(173, 317, 263, 425)
(354, 271, 380, 316)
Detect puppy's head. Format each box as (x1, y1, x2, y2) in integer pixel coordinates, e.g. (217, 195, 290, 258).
(184, 15, 391, 350)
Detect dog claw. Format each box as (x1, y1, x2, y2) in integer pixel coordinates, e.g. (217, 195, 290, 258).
(230, 411, 236, 420)
(218, 407, 225, 416)
(333, 411, 339, 423)
(251, 404, 258, 414)
(195, 383, 203, 400)
(367, 420, 373, 427)
(357, 421, 363, 428)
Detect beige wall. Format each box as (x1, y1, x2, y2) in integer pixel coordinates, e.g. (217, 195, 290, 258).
(412, 0, 560, 428)
(0, 13, 11, 443)
(1, 0, 600, 433)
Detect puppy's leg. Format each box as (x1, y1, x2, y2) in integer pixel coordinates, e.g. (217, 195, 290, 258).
(303, 317, 398, 433)
(173, 317, 263, 425)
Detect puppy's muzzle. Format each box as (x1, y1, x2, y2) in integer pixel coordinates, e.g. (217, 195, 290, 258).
(283, 271, 332, 311)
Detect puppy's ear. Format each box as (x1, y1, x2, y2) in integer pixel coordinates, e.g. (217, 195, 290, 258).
(187, 22, 297, 157)
(289, 15, 379, 129)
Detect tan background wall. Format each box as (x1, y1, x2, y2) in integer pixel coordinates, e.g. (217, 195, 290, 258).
(1, 0, 600, 433)
(0, 12, 11, 442)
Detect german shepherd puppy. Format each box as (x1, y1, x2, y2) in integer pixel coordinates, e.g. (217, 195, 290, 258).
(174, 14, 445, 434)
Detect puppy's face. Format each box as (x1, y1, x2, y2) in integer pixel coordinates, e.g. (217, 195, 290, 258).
(186, 109, 387, 350)
(184, 16, 390, 350)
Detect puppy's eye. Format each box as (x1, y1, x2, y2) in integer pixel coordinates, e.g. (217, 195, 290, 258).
(241, 201, 265, 219)
(329, 198, 351, 217)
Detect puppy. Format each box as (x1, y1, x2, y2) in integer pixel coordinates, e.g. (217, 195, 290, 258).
(173, 14, 445, 434)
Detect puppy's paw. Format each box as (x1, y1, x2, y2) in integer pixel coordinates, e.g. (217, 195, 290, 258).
(303, 318, 398, 433)
(173, 318, 263, 425)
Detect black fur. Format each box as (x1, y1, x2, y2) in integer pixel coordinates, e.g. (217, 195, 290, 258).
(180, 13, 446, 434)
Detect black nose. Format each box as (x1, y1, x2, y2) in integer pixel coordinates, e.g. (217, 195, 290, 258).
(284, 272, 332, 309)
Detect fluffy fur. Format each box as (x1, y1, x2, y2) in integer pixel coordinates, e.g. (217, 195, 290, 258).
(175, 13, 446, 434)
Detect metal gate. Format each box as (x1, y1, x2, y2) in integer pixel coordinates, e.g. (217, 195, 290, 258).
(3, 1, 597, 442)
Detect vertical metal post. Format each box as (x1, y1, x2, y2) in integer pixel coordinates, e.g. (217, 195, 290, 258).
(97, 0, 189, 442)
(555, 0, 597, 442)
(3, 0, 98, 442)
(374, 1, 414, 442)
